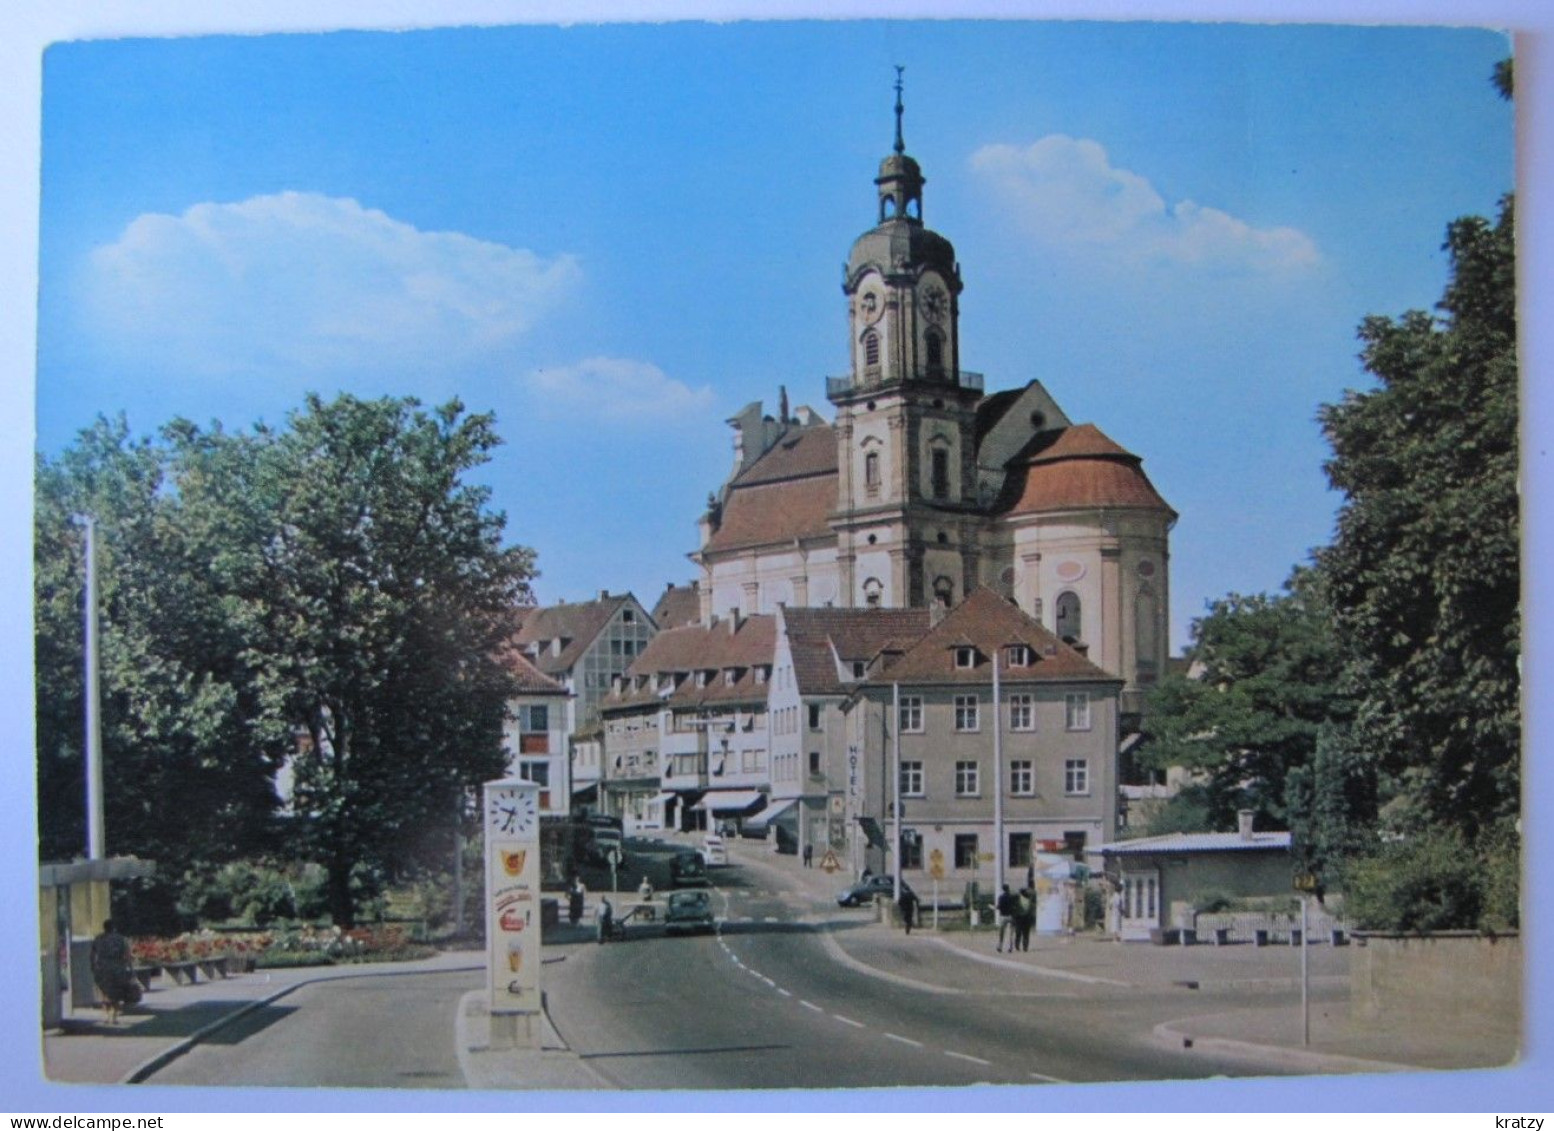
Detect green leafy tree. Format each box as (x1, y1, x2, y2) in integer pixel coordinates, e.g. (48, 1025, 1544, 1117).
(170, 394, 535, 925)
(1139, 569, 1351, 848)
(1316, 197, 1518, 841)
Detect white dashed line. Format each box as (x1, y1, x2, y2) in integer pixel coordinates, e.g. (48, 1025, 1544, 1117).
(800, 1000, 823, 1012)
(761, 977, 776, 987)
(1028, 1071, 1068, 1084)
(764, 916, 780, 923)
(832, 1014, 865, 1029)
(883, 1033, 922, 1048)
(777, 988, 792, 997)
(945, 1050, 991, 1066)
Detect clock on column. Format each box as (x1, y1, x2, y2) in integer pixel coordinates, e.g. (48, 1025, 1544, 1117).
(486, 783, 538, 839)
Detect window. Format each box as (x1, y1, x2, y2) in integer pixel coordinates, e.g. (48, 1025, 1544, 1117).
(524, 704, 549, 732)
(931, 447, 950, 500)
(1009, 832, 1032, 869)
(622, 609, 635, 624)
(1064, 758, 1090, 795)
(900, 834, 923, 870)
(1009, 694, 1034, 731)
(1007, 644, 1032, 668)
(852, 660, 867, 678)
(808, 703, 822, 730)
(863, 578, 883, 608)
(954, 834, 979, 869)
(954, 646, 976, 669)
(955, 760, 980, 796)
(1010, 759, 1034, 795)
(864, 331, 880, 368)
(1065, 692, 1091, 731)
(1056, 591, 1082, 642)
(900, 760, 924, 797)
(808, 750, 822, 778)
(925, 329, 943, 371)
(899, 695, 924, 733)
(1063, 831, 1087, 859)
(864, 451, 880, 491)
(518, 761, 550, 787)
(954, 694, 980, 732)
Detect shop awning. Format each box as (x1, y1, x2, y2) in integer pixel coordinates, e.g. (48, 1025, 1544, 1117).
(690, 789, 766, 814)
(744, 797, 800, 829)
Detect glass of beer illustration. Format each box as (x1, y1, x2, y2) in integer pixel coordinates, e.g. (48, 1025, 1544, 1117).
(502, 849, 526, 876)
(507, 939, 523, 974)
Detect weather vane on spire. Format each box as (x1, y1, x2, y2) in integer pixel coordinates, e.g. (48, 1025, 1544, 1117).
(893, 65, 905, 155)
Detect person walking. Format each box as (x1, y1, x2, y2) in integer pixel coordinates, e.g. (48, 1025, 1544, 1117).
(803, 843, 814, 868)
(596, 895, 614, 944)
(568, 876, 585, 927)
(995, 884, 1015, 953)
(1014, 887, 1035, 952)
(898, 887, 919, 935)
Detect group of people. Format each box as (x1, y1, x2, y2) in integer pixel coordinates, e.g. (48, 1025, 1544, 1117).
(995, 884, 1037, 953)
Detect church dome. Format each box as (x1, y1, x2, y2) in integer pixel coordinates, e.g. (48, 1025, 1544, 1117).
(999, 424, 1176, 518)
(846, 216, 957, 284)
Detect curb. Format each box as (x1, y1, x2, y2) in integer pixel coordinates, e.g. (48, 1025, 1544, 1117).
(122, 961, 483, 1085)
(1151, 1017, 1417, 1076)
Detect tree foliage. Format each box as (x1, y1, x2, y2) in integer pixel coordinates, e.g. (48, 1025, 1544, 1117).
(1316, 196, 1518, 840)
(36, 395, 535, 926)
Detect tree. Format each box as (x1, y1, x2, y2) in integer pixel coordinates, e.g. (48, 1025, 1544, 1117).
(170, 394, 535, 925)
(1316, 196, 1518, 841)
(1139, 569, 1351, 847)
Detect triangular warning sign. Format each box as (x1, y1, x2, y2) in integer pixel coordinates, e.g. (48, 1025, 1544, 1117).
(819, 849, 841, 873)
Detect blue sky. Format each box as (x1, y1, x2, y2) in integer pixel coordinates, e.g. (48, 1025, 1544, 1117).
(34, 20, 1513, 651)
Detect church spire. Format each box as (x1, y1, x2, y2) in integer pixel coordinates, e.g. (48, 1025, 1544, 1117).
(893, 65, 905, 155)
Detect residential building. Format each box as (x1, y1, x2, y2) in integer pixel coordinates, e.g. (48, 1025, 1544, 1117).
(500, 650, 571, 817)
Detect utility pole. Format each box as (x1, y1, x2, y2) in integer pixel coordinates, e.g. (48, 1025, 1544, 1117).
(891, 683, 901, 903)
(79, 514, 105, 861)
(992, 650, 1003, 894)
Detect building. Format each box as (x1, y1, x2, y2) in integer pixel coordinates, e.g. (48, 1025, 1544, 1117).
(499, 650, 571, 817)
(512, 590, 657, 812)
(599, 613, 777, 832)
(690, 80, 1175, 723)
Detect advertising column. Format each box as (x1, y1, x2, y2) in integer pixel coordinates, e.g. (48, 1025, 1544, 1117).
(483, 778, 542, 1048)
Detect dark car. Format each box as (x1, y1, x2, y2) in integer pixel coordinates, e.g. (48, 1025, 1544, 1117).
(669, 851, 709, 888)
(836, 874, 913, 907)
(664, 889, 715, 935)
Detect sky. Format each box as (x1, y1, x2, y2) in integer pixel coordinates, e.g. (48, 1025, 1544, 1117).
(31, 19, 1514, 653)
(5, 0, 1549, 1119)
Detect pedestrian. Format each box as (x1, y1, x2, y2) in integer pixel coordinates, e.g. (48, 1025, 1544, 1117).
(597, 895, 614, 944)
(996, 884, 1015, 953)
(568, 876, 585, 927)
(90, 919, 139, 1025)
(898, 887, 918, 935)
(803, 843, 813, 868)
(1014, 887, 1035, 952)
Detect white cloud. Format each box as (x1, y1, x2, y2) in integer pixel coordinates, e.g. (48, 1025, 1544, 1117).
(524, 357, 716, 424)
(85, 192, 581, 376)
(971, 136, 1320, 274)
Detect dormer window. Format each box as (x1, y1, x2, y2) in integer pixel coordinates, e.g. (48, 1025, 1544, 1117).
(754, 666, 767, 685)
(955, 646, 977, 669)
(852, 661, 867, 679)
(695, 671, 709, 689)
(724, 669, 737, 687)
(1007, 644, 1033, 668)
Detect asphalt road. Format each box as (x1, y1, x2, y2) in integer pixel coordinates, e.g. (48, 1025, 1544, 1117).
(144, 967, 481, 1089)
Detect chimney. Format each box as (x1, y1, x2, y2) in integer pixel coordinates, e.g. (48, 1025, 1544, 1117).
(599, 589, 609, 601)
(1237, 809, 1255, 841)
(727, 609, 742, 634)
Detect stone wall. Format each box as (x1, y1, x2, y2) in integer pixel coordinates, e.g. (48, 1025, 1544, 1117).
(1350, 931, 1521, 1029)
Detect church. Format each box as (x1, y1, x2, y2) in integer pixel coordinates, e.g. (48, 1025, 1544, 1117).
(690, 78, 1177, 725)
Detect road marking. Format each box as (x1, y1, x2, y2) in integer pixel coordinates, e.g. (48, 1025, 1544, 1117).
(1028, 1071, 1069, 1084)
(800, 1000, 823, 1012)
(884, 1032, 922, 1048)
(832, 1014, 865, 1029)
(945, 1050, 991, 1066)
(777, 988, 792, 997)
(764, 916, 779, 923)
(761, 977, 776, 987)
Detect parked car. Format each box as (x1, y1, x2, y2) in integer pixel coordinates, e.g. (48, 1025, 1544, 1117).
(588, 828, 624, 866)
(669, 851, 709, 887)
(699, 835, 728, 867)
(664, 889, 715, 935)
(837, 874, 913, 907)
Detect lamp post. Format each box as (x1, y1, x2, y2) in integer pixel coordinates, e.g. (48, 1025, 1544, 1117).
(76, 514, 105, 861)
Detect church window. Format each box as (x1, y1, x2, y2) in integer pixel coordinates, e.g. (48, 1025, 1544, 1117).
(1056, 591, 1082, 643)
(865, 451, 880, 491)
(931, 448, 950, 500)
(863, 578, 883, 608)
(933, 575, 954, 606)
(864, 331, 880, 368)
(925, 329, 943, 372)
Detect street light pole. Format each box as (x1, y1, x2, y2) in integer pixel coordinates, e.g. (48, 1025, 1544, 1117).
(891, 682, 901, 903)
(79, 514, 105, 861)
(993, 650, 1004, 894)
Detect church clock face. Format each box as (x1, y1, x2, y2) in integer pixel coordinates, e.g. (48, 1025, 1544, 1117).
(486, 786, 538, 839)
(857, 282, 885, 324)
(922, 286, 948, 325)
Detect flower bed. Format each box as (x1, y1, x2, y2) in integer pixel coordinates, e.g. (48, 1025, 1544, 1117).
(130, 924, 432, 979)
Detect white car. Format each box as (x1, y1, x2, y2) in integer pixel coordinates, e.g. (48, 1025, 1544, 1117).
(699, 835, 728, 867)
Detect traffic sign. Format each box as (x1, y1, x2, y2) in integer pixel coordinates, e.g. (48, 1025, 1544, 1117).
(819, 849, 841, 874)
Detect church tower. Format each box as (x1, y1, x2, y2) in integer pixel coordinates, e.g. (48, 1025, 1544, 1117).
(828, 70, 986, 609)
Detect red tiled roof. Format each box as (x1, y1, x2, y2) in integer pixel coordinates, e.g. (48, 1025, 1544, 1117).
(503, 650, 569, 696)
(1000, 424, 1174, 517)
(603, 615, 777, 712)
(651, 582, 703, 630)
(513, 594, 632, 676)
(876, 587, 1119, 686)
(780, 607, 932, 696)
(732, 424, 837, 486)
(702, 474, 838, 554)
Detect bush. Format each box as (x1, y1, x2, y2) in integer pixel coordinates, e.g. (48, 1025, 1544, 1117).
(1343, 828, 1517, 932)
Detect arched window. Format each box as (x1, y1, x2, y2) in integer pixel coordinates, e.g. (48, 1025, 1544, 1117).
(863, 331, 880, 368)
(863, 577, 884, 608)
(930, 447, 950, 500)
(1135, 586, 1159, 682)
(864, 450, 880, 492)
(1055, 591, 1082, 643)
